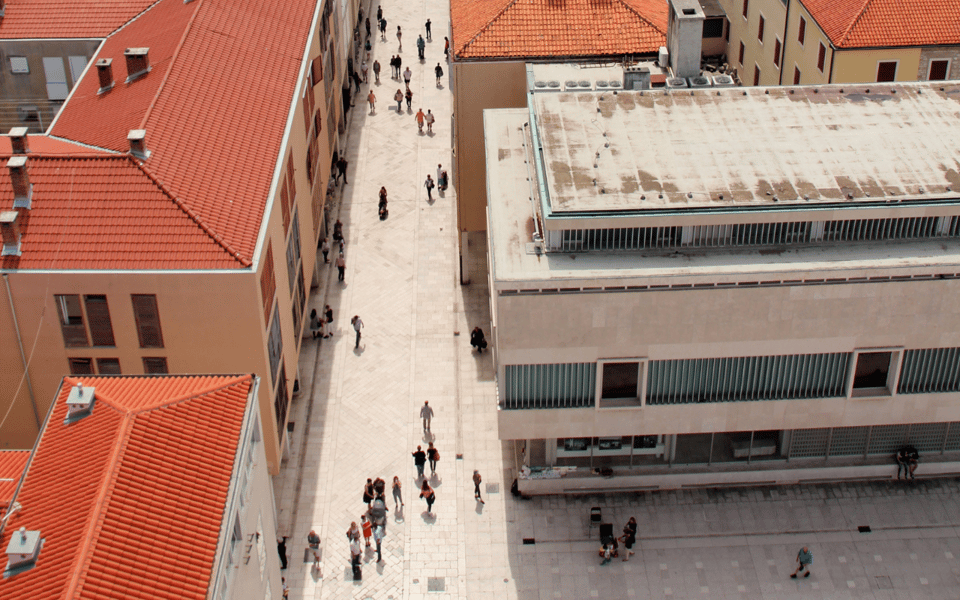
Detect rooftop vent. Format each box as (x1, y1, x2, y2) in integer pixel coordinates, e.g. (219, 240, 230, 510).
(5, 527, 42, 572)
(123, 48, 150, 82)
(689, 75, 712, 88)
(65, 382, 95, 420)
(96, 58, 114, 93)
(624, 66, 651, 91)
(127, 129, 149, 159)
(0, 211, 21, 257)
(7, 127, 28, 154)
(712, 74, 736, 87)
(6, 156, 32, 209)
(666, 77, 689, 88)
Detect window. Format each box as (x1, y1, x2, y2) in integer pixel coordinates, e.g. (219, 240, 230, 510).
(599, 361, 643, 408)
(286, 212, 302, 294)
(96, 358, 121, 375)
(876, 61, 897, 82)
(817, 43, 826, 72)
(274, 364, 289, 440)
(703, 17, 724, 38)
(794, 66, 801, 85)
(742, 0, 748, 18)
(42, 57, 69, 100)
(292, 263, 306, 339)
(798, 16, 806, 45)
(84, 295, 115, 346)
(56, 295, 88, 347)
(758, 15, 765, 42)
(774, 38, 782, 68)
(68, 56, 87, 85)
(260, 243, 275, 324)
(311, 56, 323, 85)
(738, 42, 745, 66)
(850, 351, 898, 396)
(69, 358, 94, 375)
(131, 294, 164, 348)
(142, 357, 169, 374)
(928, 59, 949, 81)
(268, 306, 282, 385)
(9, 57, 29, 74)
(754, 64, 761, 85)
(279, 179, 291, 233)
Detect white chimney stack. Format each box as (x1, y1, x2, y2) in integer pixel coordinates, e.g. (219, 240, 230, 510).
(0, 211, 21, 257)
(666, 0, 705, 79)
(127, 129, 149, 159)
(5, 526, 42, 571)
(6, 156, 32, 209)
(65, 382, 96, 420)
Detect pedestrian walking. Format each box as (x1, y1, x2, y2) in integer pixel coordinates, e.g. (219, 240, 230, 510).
(392, 475, 404, 508)
(425, 19, 432, 41)
(346, 521, 360, 542)
(365, 17, 371, 38)
(620, 517, 637, 561)
(365, 38, 372, 61)
(417, 34, 425, 60)
(309, 308, 322, 339)
(435, 62, 443, 86)
(394, 88, 403, 112)
(389, 55, 398, 79)
(277, 535, 289, 570)
(396, 26, 402, 51)
(351, 315, 363, 348)
(444, 36, 449, 59)
(367, 90, 376, 113)
(373, 525, 384, 562)
(380, 17, 387, 41)
(424, 174, 435, 200)
(350, 537, 362, 579)
(600, 541, 614, 566)
(325, 304, 334, 331)
(336, 157, 348, 184)
(361, 61, 368, 83)
(320, 237, 330, 263)
(425, 109, 435, 133)
(373, 59, 381, 83)
(473, 470, 485, 503)
(282, 577, 289, 599)
(790, 546, 813, 578)
(896, 445, 919, 480)
(352, 70, 361, 94)
(419, 480, 435, 515)
(363, 478, 376, 508)
(396, 55, 402, 78)
(439, 169, 448, 191)
(437, 164, 443, 185)
(336, 252, 346, 281)
(333, 218, 343, 243)
(361, 514, 373, 547)
(412, 445, 427, 479)
(307, 530, 321, 569)
(420, 400, 434, 430)
(379, 187, 388, 211)
(377, 5, 382, 23)
(415, 108, 425, 132)
(427, 442, 439, 475)
(403, 67, 412, 88)
(405, 88, 412, 111)
(470, 327, 487, 352)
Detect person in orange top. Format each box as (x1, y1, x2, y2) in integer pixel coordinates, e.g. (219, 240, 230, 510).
(415, 108, 425, 133)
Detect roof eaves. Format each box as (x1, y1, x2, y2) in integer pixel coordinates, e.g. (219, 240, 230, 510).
(133, 158, 252, 268)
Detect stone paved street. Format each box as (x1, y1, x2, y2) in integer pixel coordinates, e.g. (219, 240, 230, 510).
(270, 0, 960, 597)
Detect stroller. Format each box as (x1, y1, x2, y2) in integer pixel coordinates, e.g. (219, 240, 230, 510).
(370, 498, 387, 527)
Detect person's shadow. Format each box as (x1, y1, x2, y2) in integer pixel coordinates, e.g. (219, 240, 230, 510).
(421, 511, 436, 523)
(475, 500, 485, 515)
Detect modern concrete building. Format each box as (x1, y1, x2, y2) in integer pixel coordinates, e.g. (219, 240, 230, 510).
(486, 68, 960, 493)
(720, 0, 960, 86)
(0, 374, 277, 599)
(0, 0, 360, 472)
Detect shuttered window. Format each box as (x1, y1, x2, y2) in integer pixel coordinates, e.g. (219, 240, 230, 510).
(503, 363, 596, 409)
(84, 295, 115, 346)
(131, 294, 164, 348)
(68, 357, 94, 375)
(274, 364, 289, 440)
(142, 357, 169, 374)
(898, 348, 960, 394)
(96, 358, 121, 375)
(56, 294, 88, 347)
(268, 305, 283, 385)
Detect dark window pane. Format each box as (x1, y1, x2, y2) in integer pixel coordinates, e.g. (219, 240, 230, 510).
(702, 18, 724, 38)
(261, 243, 275, 325)
(142, 357, 169, 374)
(84, 295, 115, 346)
(602, 363, 639, 399)
(68, 357, 94, 375)
(132, 294, 164, 348)
(798, 17, 805, 44)
(876, 61, 897, 82)
(929, 60, 948, 80)
(274, 365, 289, 441)
(268, 306, 283, 385)
(56, 294, 88, 347)
(96, 358, 121, 375)
(817, 44, 826, 72)
(853, 352, 891, 389)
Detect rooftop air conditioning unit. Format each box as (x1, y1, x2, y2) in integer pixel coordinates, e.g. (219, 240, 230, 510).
(712, 75, 736, 87)
(689, 75, 712, 88)
(665, 77, 689, 89)
(658, 47, 669, 69)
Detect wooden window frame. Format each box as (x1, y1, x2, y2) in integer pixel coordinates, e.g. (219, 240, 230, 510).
(131, 294, 164, 349)
(68, 357, 94, 375)
(56, 294, 88, 347)
(84, 294, 115, 347)
(142, 357, 169, 374)
(96, 358, 121, 375)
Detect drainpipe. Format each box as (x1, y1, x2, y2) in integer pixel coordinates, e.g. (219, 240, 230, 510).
(3, 273, 40, 429)
(827, 43, 836, 83)
(778, 0, 792, 85)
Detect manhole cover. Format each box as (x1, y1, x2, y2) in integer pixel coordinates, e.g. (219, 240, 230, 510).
(486, 483, 499, 494)
(428, 577, 445, 591)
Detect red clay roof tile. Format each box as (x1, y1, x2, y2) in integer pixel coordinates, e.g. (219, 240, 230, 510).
(452, 0, 668, 59)
(0, 0, 158, 39)
(801, 0, 960, 48)
(0, 450, 29, 510)
(0, 375, 253, 600)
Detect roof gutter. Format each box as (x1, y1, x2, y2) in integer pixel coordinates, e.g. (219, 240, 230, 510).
(3, 273, 39, 431)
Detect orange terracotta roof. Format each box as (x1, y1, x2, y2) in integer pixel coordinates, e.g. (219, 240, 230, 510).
(0, 0, 159, 39)
(0, 375, 254, 600)
(801, 0, 960, 48)
(0, 155, 247, 270)
(452, 0, 668, 59)
(0, 450, 30, 510)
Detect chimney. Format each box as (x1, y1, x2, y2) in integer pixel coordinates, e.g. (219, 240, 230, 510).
(127, 129, 149, 159)
(5, 527, 42, 572)
(0, 0, 6, 18)
(6, 156, 32, 209)
(1, 211, 21, 256)
(96, 58, 114, 92)
(666, 0, 705, 79)
(65, 382, 96, 420)
(7, 127, 28, 154)
(123, 48, 150, 82)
